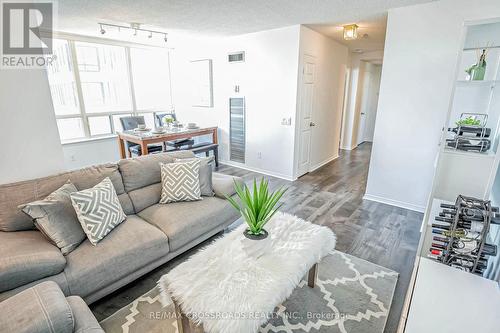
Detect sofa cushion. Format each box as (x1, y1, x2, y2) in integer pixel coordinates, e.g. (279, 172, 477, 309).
(138, 197, 239, 251)
(71, 178, 127, 245)
(0, 231, 66, 292)
(21, 182, 86, 255)
(127, 183, 162, 213)
(212, 172, 245, 198)
(0, 163, 132, 232)
(64, 215, 169, 298)
(118, 151, 195, 193)
(0, 281, 74, 333)
(66, 296, 105, 333)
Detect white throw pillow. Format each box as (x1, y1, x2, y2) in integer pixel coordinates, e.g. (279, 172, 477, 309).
(70, 177, 126, 245)
(160, 159, 202, 203)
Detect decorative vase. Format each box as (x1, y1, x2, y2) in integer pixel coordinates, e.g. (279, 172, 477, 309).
(472, 49, 487, 81)
(241, 229, 271, 257)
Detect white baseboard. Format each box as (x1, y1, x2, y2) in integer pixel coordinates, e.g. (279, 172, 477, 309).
(340, 144, 358, 151)
(309, 155, 339, 172)
(219, 160, 296, 181)
(363, 194, 426, 213)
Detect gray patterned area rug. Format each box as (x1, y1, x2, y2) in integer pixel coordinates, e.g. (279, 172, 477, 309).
(100, 251, 398, 333)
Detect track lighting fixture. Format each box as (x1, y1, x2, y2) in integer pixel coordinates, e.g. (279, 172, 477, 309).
(97, 22, 168, 43)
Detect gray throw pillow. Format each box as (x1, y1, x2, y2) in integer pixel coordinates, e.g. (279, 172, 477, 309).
(21, 182, 86, 255)
(175, 156, 214, 196)
(159, 159, 202, 203)
(70, 177, 126, 245)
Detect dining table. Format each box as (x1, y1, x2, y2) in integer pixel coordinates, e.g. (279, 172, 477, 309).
(117, 126, 218, 159)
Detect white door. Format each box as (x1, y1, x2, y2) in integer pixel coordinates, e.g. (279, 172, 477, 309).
(356, 69, 372, 145)
(363, 65, 382, 142)
(297, 55, 315, 177)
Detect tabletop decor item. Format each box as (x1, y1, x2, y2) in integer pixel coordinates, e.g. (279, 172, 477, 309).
(226, 178, 287, 249)
(152, 126, 165, 134)
(466, 48, 489, 81)
(162, 116, 174, 128)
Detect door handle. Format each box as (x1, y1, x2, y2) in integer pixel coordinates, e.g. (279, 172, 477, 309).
(309, 122, 316, 127)
(360, 112, 366, 115)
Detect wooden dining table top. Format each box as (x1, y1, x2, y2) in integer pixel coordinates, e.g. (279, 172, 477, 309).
(117, 126, 218, 141)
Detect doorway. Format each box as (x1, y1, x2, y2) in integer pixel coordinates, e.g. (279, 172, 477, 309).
(356, 62, 382, 145)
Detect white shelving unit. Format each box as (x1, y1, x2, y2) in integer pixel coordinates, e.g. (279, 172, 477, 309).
(399, 19, 500, 333)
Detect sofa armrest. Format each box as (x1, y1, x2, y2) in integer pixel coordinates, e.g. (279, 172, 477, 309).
(212, 173, 244, 198)
(66, 296, 105, 333)
(0, 281, 74, 333)
(0, 230, 66, 293)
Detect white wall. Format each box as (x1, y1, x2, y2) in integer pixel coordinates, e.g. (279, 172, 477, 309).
(172, 26, 301, 180)
(62, 137, 120, 170)
(341, 50, 384, 150)
(0, 69, 65, 184)
(365, 0, 500, 212)
(296, 26, 348, 174)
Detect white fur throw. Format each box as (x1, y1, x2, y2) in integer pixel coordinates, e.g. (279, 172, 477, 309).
(158, 212, 336, 333)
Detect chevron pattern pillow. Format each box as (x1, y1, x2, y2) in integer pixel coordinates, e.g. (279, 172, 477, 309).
(160, 159, 202, 203)
(70, 177, 126, 245)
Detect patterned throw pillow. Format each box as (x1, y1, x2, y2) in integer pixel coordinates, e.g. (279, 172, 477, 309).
(174, 156, 214, 196)
(160, 159, 202, 203)
(70, 177, 126, 245)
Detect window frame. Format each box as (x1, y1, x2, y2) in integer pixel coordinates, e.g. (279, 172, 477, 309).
(49, 33, 173, 144)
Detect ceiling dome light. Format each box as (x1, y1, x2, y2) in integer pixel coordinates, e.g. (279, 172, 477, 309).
(343, 24, 358, 40)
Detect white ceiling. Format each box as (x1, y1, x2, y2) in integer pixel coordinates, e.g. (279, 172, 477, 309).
(56, 0, 436, 51)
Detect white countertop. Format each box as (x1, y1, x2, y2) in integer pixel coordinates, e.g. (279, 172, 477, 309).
(405, 258, 500, 333)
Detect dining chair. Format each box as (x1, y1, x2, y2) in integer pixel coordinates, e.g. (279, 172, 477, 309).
(154, 112, 194, 149)
(119, 116, 163, 156)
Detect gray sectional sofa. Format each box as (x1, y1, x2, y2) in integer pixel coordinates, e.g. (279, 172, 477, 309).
(0, 151, 242, 304)
(0, 281, 104, 333)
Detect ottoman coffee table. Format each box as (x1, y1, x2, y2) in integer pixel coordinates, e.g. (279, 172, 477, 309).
(158, 212, 336, 333)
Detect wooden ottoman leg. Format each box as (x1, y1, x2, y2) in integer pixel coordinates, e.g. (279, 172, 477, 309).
(173, 298, 204, 333)
(308, 263, 318, 288)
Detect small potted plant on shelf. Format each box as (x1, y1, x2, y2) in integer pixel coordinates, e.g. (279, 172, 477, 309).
(226, 178, 287, 251)
(456, 116, 481, 127)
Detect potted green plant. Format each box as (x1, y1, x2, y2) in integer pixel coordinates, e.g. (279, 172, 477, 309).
(456, 116, 481, 127)
(226, 178, 287, 241)
(162, 116, 174, 128)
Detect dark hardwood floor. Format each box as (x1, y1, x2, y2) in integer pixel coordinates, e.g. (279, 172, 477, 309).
(91, 143, 422, 333)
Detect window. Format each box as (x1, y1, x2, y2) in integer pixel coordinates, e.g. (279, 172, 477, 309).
(47, 38, 173, 142)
